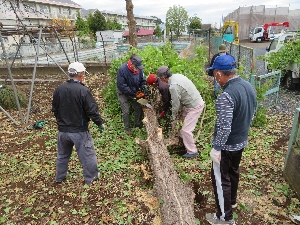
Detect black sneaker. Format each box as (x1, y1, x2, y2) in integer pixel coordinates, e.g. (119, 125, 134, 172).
(182, 151, 199, 159)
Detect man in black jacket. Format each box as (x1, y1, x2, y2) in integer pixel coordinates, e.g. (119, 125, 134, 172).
(52, 62, 104, 185)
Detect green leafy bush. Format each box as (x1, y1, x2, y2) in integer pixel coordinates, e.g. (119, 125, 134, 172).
(0, 84, 27, 110)
(102, 41, 216, 148)
(260, 36, 300, 72)
(102, 41, 267, 152)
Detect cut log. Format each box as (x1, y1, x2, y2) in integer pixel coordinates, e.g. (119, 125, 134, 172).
(136, 107, 196, 225)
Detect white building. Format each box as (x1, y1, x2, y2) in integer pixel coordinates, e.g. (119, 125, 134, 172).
(96, 30, 123, 45)
(0, 0, 81, 27)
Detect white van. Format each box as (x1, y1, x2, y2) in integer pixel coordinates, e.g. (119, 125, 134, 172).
(265, 31, 300, 90)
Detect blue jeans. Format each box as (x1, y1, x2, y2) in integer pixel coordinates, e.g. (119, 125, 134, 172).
(56, 131, 99, 184)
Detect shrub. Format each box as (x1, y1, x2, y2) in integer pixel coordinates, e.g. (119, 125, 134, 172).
(0, 84, 27, 109)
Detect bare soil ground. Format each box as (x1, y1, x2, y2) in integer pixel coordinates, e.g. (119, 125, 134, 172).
(0, 71, 299, 224)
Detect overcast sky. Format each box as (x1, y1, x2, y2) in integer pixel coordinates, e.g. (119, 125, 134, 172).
(73, 0, 300, 26)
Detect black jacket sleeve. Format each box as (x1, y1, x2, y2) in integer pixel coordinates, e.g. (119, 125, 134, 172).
(84, 90, 103, 127)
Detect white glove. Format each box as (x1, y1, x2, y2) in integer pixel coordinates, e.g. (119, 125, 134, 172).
(210, 148, 221, 164)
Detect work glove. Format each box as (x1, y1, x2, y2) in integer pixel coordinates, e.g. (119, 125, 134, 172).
(210, 148, 221, 164)
(159, 111, 165, 118)
(141, 85, 149, 96)
(127, 92, 137, 100)
(98, 124, 105, 132)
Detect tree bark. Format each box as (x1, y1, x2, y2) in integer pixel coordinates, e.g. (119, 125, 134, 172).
(136, 107, 196, 225)
(125, 0, 137, 47)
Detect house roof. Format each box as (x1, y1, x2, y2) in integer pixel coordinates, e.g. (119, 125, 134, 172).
(123, 28, 154, 37)
(81, 8, 98, 18)
(50, 0, 80, 6)
(201, 24, 212, 30)
(28, 0, 81, 8)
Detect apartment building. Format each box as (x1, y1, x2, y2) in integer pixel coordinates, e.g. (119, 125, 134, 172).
(0, 0, 81, 27)
(81, 9, 157, 31)
(0, 0, 81, 56)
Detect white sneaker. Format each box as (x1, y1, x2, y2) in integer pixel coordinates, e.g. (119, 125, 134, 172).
(206, 213, 236, 225)
(231, 203, 237, 209)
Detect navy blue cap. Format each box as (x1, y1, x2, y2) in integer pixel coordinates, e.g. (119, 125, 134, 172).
(206, 54, 236, 71)
(131, 55, 144, 70)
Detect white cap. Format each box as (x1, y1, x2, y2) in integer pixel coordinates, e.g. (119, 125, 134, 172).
(68, 62, 86, 73)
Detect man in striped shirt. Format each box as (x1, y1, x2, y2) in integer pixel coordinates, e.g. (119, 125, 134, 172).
(205, 55, 256, 225)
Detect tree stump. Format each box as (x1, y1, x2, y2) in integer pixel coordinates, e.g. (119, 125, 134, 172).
(136, 107, 196, 225)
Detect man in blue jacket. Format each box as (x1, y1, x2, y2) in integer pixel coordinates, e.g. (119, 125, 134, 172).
(52, 62, 104, 185)
(205, 55, 256, 225)
(117, 54, 148, 135)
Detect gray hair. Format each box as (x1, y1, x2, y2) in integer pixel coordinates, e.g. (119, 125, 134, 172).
(217, 68, 237, 76)
(157, 68, 172, 78)
(68, 68, 81, 78)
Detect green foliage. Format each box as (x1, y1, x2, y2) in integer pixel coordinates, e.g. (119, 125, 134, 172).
(261, 36, 300, 72)
(87, 10, 107, 36)
(0, 85, 27, 109)
(151, 16, 163, 25)
(188, 14, 202, 33)
(75, 11, 90, 37)
(166, 5, 189, 39)
(155, 25, 162, 37)
(102, 42, 211, 111)
(107, 17, 122, 30)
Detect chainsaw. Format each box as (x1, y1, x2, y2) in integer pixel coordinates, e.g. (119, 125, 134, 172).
(136, 91, 152, 108)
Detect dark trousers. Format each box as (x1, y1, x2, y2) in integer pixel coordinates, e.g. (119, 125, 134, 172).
(211, 148, 244, 221)
(117, 89, 143, 131)
(56, 131, 99, 184)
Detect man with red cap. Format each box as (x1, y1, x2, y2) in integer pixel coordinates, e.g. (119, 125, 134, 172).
(146, 74, 171, 123)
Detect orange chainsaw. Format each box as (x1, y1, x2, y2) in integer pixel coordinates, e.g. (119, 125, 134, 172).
(136, 91, 152, 108)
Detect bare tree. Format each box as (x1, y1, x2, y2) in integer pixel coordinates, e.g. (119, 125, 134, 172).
(125, 0, 137, 47)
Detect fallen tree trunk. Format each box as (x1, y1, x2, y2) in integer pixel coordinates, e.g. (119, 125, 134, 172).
(136, 107, 196, 225)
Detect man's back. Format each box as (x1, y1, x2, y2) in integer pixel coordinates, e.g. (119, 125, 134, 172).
(52, 80, 102, 132)
(168, 74, 203, 108)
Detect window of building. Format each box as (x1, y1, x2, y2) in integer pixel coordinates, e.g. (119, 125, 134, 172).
(62, 8, 70, 16)
(40, 5, 49, 14)
(24, 3, 36, 13)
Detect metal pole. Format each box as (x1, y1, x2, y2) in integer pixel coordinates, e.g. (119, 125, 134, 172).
(54, 28, 70, 64)
(0, 28, 24, 123)
(0, 106, 19, 125)
(72, 29, 79, 61)
(26, 26, 42, 123)
(5, 35, 23, 81)
(208, 28, 211, 61)
(27, 33, 68, 77)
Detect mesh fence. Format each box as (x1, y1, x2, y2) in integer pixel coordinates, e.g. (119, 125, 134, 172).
(250, 71, 281, 109)
(18, 42, 190, 65)
(206, 36, 254, 76)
